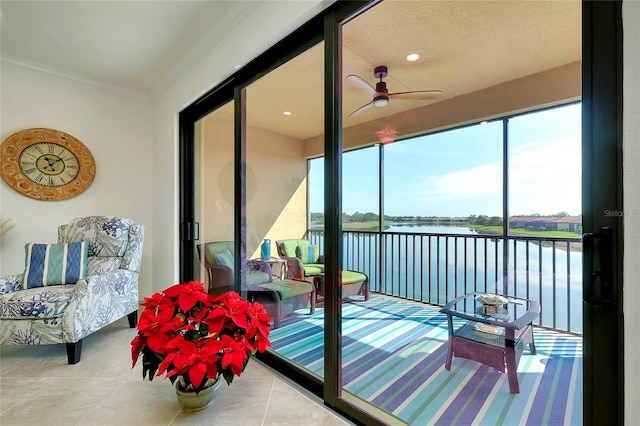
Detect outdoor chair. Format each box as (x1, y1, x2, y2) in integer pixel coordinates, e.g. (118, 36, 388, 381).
(276, 238, 324, 280)
(198, 241, 315, 328)
(198, 241, 272, 295)
(276, 238, 369, 302)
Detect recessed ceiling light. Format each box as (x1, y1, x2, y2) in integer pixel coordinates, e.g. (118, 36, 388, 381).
(283, 111, 292, 116)
(406, 53, 420, 62)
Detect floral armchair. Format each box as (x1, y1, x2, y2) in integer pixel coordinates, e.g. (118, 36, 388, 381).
(0, 216, 144, 363)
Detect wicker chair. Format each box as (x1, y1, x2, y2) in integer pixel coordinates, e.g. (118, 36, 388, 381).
(275, 239, 324, 280)
(276, 239, 369, 302)
(198, 241, 315, 328)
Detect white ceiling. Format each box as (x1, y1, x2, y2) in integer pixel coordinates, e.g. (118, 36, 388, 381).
(0, 0, 581, 143)
(0, 1, 258, 94)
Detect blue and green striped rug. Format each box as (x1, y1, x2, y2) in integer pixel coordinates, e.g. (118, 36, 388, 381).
(269, 296, 582, 425)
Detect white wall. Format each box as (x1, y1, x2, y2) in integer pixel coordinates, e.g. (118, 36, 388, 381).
(623, 1, 639, 423)
(0, 65, 154, 294)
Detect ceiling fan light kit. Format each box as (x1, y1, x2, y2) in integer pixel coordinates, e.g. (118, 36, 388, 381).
(374, 97, 389, 107)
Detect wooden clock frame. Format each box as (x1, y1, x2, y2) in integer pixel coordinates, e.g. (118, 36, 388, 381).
(0, 128, 96, 201)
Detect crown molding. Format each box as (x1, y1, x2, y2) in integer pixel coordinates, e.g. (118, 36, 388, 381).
(150, 2, 260, 99)
(0, 53, 151, 100)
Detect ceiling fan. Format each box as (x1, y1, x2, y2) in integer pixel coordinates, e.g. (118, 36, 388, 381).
(347, 65, 443, 117)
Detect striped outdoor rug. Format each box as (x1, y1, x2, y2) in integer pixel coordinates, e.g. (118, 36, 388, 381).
(269, 296, 582, 426)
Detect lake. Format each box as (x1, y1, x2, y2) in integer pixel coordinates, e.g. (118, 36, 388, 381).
(335, 223, 583, 333)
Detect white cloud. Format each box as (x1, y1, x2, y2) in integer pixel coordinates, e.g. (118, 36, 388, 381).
(404, 136, 581, 216)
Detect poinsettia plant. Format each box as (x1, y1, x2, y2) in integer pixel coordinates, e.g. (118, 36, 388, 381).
(131, 281, 271, 393)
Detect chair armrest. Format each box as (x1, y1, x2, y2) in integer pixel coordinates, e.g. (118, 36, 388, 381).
(247, 259, 272, 278)
(63, 269, 139, 342)
(0, 274, 23, 296)
(207, 264, 234, 293)
(281, 257, 304, 279)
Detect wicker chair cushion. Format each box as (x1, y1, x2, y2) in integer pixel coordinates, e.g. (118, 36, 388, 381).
(259, 280, 314, 300)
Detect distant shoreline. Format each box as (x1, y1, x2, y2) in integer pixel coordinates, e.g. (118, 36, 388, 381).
(310, 221, 582, 252)
(312, 220, 581, 237)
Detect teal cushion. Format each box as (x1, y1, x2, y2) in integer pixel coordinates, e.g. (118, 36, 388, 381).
(23, 241, 89, 288)
(213, 250, 234, 271)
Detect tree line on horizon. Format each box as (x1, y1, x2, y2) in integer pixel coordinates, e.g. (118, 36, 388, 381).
(310, 211, 579, 224)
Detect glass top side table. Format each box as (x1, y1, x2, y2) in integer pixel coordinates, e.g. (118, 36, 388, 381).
(439, 292, 540, 393)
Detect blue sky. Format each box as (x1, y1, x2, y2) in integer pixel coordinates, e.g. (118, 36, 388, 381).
(310, 103, 582, 217)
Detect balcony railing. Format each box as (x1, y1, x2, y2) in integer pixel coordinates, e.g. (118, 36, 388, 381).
(308, 229, 583, 334)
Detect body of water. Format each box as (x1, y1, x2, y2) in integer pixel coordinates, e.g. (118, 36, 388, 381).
(336, 223, 583, 333)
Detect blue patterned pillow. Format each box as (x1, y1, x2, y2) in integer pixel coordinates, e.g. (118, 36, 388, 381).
(23, 241, 89, 288)
(296, 244, 320, 264)
(213, 250, 234, 271)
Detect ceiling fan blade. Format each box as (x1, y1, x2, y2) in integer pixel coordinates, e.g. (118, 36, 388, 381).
(347, 74, 376, 95)
(349, 101, 375, 117)
(388, 90, 444, 100)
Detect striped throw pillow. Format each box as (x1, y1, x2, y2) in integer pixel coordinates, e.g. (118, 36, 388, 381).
(213, 250, 234, 271)
(295, 244, 320, 264)
(23, 241, 89, 289)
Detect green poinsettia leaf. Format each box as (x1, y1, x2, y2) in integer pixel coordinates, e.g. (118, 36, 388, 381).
(222, 369, 235, 386)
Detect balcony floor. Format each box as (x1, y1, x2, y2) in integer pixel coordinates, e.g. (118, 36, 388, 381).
(269, 294, 583, 425)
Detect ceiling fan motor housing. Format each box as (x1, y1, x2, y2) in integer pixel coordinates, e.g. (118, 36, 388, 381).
(375, 81, 388, 94)
(374, 65, 388, 79)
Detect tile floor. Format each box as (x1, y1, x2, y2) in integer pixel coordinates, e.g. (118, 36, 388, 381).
(0, 317, 353, 426)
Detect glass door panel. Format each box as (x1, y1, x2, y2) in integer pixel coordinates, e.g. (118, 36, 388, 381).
(244, 42, 325, 378)
(194, 101, 235, 294)
(338, 1, 581, 424)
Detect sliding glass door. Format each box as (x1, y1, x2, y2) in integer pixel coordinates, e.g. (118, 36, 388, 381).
(192, 101, 236, 294)
(179, 0, 622, 423)
(243, 41, 326, 379)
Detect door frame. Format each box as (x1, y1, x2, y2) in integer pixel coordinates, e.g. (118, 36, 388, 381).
(581, 1, 624, 424)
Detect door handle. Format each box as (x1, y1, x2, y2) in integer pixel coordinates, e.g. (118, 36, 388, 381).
(583, 227, 613, 305)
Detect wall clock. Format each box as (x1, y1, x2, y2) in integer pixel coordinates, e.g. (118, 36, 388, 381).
(0, 128, 96, 201)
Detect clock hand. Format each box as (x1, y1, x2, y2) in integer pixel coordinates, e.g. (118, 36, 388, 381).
(42, 156, 57, 171)
(43, 156, 65, 172)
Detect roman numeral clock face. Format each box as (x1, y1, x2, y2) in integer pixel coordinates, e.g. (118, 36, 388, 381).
(0, 128, 96, 200)
(19, 143, 80, 187)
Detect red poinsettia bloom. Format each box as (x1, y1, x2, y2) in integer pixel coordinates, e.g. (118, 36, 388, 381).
(131, 283, 272, 394)
(250, 302, 271, 340)
(163, 280, 209, 312)
(220, 293, 250, 330)
(219, 334, 249, 376)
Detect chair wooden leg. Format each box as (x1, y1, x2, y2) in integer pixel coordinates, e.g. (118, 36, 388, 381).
(127, 310, 138, 328)
(505, 346, 520, 393)
(66, 340, 82, 364)
(310, 288, 316, 314)
(445, 336, 454, 370)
